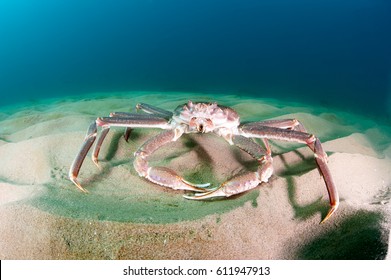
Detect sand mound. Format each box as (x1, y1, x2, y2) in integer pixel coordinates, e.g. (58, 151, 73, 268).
(0, 92, 390, 259)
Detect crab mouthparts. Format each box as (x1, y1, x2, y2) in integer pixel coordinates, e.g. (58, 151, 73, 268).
(197, 124, 205, 133)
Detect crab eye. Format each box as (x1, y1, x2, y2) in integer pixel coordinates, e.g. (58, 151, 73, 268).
(189, 117, 197, 126)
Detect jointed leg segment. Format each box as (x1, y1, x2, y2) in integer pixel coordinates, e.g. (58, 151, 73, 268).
(69, 122, 98, 192)
(245, 118, 307, 132)
(69, 111, 170, 192)
(133, 130, 211, 192)
(240, 123, 339, 223)
(184, 135, 274, 200)
(136, 103, 173, 119)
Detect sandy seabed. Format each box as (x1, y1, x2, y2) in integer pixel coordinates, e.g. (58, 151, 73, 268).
(0, 92, 390, 259)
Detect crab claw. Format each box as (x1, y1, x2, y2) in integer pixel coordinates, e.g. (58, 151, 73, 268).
(146, 167, 211, 193)
(183, 189, 227, 200)
(181, 179, 211, 189)
(185, 170, 264, 200)
(183, 187, 227, 200)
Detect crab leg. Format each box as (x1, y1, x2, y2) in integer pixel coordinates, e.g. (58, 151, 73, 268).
(111, 102, 172, 142)
(92, 126, 109, 167)
(92, 115, 170, 160)
(244, 118, 307, 132)
(240, 124, 339, 223)
(69, 115, 170, 192)
(91, 113, 134, 165)
(130, 103, 173, 141)
(69, 122, 98, 192)
(184, 135, 273, 199)
(134, 129, 210, 192)
(136, 103, 173, 118)
(108, 113, 138, 142)
(109, 112, 170, 142)
(231, 135, 269, 159)
(96, 115, 170, 128)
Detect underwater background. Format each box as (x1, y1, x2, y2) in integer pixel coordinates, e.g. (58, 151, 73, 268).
(0, 0, 390, 118)
(1, 1, 391, 260)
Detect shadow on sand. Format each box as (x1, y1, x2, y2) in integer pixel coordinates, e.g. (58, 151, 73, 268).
(295, 210, 389, 259)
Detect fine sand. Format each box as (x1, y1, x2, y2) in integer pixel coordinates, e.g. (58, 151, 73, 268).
(0, 92, 390, 259)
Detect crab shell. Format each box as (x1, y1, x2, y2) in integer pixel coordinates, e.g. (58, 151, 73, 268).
(172, 101, 240, 133)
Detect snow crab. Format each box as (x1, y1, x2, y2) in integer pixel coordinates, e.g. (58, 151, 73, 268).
(69, 101, 339, 223)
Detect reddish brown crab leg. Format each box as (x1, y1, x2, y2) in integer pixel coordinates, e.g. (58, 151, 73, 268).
(124, 127, 132, 142)
(245, 118, 307, 132)
(106, 113, 136, 142)
(69, 115, 170, 192)
(96, 115, 170, 128)
(240, 124, 339, 223)
(130, 103, 173, 141)
(184, 135, 273, 199)
(69, 122, 98, 192)
(134, 129, 211, 192)
(92, 127, 109, 167)
(231, 135, 268, 159)
(91, 115, 170, 162)
(92, 112, 167, 162)
(129, 104, 173, 140)
(186, 124, 339, 223)
(136, 103, 173, 118)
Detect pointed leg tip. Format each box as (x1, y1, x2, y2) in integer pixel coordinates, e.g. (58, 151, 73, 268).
(81, 188, 89, 194)
(181, 185, 209, 193)
(181, 178, 211, 189)
(70, 176, 89, 193)
(320, 205, 338, 224)
(92, 157, 99, 165)
(92, 157, 103, 170)
(77, 184, 89, 193)
(183, 188, 227, 200)
(76, 184, 89, 193)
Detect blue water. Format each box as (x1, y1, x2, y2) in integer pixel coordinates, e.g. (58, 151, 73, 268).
(1, 0, 390, 118)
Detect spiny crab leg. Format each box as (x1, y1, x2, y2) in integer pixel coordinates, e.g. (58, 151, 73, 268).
(109, 113, 134, 142)
(244, 118, 307, 132)
(185, 158, 273, 199)
(92, 126, 109, 167)
(92, 114, 170, 164)
(184, 121, 306, 200)
(184, 135, 273, 199)
(136, 103, 173, 118)
(92, 112, 159, 161)
(111, 109, 172, 142)
(186, 123, 339, 223)
(69, 122, 98, 193)
(133, 129, 211, 192)
(69, 115, 170, 192)
(240, 124, 339, 223)
(129, 104, 173, 142)
(91, 112, 135, 165)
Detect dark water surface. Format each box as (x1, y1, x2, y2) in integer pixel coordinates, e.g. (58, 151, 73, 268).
(1, 0, 390, 117)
